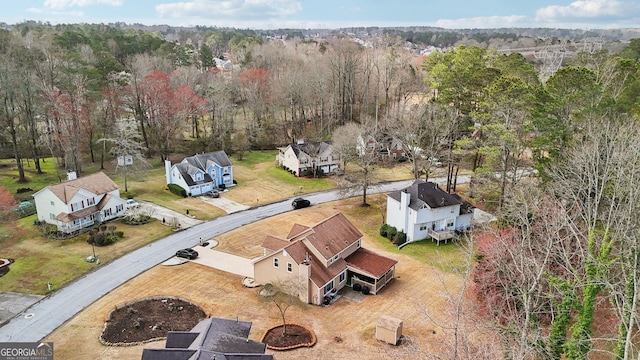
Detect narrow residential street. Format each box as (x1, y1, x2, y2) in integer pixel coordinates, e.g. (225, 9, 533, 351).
(0, 176, 479, 342)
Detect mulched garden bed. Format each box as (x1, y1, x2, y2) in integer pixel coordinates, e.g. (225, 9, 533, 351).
(100, 296, 206, 345)
(261, 323, 316, 350)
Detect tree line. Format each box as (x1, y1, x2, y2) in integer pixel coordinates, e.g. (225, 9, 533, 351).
(1, 22, 640, 358)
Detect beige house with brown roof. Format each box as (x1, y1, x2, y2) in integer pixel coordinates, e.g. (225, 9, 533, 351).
(253, 213, 398, 305)
(33, 171, 128, 233)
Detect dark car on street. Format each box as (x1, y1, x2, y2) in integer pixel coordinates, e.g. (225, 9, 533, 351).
(176, 248, 199, 260)
(291, 197, 311, 209)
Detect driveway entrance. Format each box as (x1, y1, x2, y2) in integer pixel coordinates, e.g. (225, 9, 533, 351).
(188, 244, 255, 278)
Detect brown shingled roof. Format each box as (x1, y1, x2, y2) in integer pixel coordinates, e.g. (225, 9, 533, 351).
(345, 248, 398, 278)
(47, 172, 119, 203)
(287, 223, 310, 239)
(261, 236, 290, 252)
(309, 256, 346, 287)
(55, 205, 99, 222)
(294, 213, 363, 260)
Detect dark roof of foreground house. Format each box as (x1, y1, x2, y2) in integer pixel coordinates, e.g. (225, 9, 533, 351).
(141, 317, 272, 360)
(387, 180, 462, 211)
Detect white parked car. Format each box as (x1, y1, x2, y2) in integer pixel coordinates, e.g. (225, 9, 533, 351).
(126, 199, 140, 208)
(427, 157, 443, 167)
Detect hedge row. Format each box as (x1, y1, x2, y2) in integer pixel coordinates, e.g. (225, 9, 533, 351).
(168, 184, 187, 197)
(379, 224, 406, 246)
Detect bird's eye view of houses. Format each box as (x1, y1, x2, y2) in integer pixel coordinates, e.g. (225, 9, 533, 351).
(1, 2, 640, 359)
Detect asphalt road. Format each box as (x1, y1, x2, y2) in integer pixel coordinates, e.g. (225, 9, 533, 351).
(0, 176, 468, 342)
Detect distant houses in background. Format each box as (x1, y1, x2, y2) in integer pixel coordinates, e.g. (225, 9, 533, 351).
(165, 151, 234, 196)
(385, 180, 475, 245)
(357, 133, 409, 160)
(276, 140, 341, 177)
(32, 171, 128, 233)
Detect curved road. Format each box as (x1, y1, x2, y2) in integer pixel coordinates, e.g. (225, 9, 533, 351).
(0, 177, 469, 342)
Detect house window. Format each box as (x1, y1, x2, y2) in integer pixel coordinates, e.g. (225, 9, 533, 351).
(420, 224, 427, 231)
(87, 197, 95, 206)
(104, 208, 112, 216)
(339, 271, 346, 283)
(332, 254, 339, 262)
(450, 207, 455, 213)
(50, 201, 54, 206)
(324, 283, 333, 295)
(447, 219, 455, 227)
(273, 258, 279, 268)
(49, 213, 55, 220)
(287, 263, 292, 273)
(357, 240, 361, 248)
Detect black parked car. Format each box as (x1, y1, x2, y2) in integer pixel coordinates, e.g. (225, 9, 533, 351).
(176, 248, 199, 259)
(292, 197, 311, 209)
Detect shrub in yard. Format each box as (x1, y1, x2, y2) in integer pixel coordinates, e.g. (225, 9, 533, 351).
(233, 179, 238, 185)
(168, 184, 187, 197)
(386, 226, 397, 242)
(379, 224, 389, 237)
(393, 232, 407, 246)
(219, 183, 226, 189)
(114, 231, 124, 238)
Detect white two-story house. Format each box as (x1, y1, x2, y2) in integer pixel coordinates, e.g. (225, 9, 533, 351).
(33, 171, 127, 233)
(386, 180, 475, 244)
(165, 151, 234, 196)
(276, 140, 341, 176)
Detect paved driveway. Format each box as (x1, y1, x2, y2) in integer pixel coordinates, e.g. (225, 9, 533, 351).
(140, 201, 203, 228)
(197, 195, 250, 213)
(188, 244, 255, 278)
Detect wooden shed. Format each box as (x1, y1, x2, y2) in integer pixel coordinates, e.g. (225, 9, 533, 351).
(376, 315, 403, 345)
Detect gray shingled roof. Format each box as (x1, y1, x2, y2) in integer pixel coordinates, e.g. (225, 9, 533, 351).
(184, 151, 232, 168)
(174, 163, 214, 187)
(290, 141, 332, 158)
(387, 180, 461, 210)
(142, 317, 271, 360)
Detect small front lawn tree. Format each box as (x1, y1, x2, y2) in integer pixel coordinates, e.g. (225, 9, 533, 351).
(259, 279, 303, 336)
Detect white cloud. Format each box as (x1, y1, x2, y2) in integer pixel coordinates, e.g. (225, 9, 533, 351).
(536, 0, 640, 21)
(434, 15, 530, 29)
(44, 0, 123, 10)
(156, 0, 302, 20)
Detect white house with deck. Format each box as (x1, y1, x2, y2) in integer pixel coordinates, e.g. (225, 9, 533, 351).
(386, 180, 475, 244)
(33, 171, 127, 233)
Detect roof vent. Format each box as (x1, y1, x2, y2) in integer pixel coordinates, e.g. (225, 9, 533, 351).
(440, 197, 445, 206)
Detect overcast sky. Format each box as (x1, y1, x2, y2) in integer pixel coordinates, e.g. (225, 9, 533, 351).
(4, 0, 640, 29)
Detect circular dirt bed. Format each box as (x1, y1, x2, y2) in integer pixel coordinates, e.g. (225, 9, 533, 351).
(261, 324, 316, 350)
(100, 296, 206, 345)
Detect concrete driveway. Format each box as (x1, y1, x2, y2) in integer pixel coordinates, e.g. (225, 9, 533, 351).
(197, 194, 250, 213)
(139, 201, 203, 228)
(187, 243, 255, 278)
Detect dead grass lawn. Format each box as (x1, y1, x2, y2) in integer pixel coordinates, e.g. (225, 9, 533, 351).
(46, 196, 488, 359)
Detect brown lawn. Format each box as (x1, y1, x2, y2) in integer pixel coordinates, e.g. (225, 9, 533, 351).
(45, 195, 490, 359)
